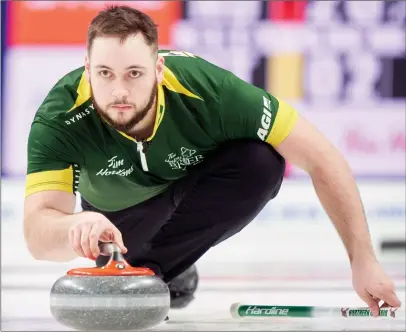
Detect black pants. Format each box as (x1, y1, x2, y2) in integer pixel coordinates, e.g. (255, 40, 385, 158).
(82, 139, 285, 282)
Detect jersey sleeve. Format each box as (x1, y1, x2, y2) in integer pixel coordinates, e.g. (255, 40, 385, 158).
(219, 72, 298, 147)
(25, 120, 82, 198)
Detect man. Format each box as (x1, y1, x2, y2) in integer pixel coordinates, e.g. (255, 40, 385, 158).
(24, 5, 400, 314)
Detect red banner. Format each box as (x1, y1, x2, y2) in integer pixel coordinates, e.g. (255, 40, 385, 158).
(268, 1, 307, 21)
(7, 1, 180, 46)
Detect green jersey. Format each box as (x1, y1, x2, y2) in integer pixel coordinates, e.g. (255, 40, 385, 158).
(25, 50, 298, 211)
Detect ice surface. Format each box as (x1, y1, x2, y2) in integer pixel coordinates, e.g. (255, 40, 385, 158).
(3, 261, 405, 331)
(2, 179, 405, 331)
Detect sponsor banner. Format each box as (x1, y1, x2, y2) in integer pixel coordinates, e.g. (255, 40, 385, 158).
(7, 1, 180, 47)
(290, 107, 406, 178)
(173, 1, 405, 104)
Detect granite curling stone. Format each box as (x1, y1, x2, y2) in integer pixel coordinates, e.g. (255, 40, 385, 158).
(50, 243, 170, 331)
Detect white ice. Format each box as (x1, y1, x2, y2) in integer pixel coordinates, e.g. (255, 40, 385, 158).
(2, 179, 405, 331)
(3, 263, 406, 331)
(3, 234, 405, 331)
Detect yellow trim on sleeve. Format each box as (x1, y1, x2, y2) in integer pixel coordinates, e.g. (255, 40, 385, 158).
(25, 166, 74, 197)
(266, 98, 298, 147)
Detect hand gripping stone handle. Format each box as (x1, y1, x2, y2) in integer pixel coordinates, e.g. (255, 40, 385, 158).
(99, 242, 125, 263)
(65, 243, 156, 277)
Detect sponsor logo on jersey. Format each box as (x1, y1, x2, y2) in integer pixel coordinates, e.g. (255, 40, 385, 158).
(65, 104, 94, 125)
(96, 156, 134, 177)
(165, 147, 204, 170)
(257, 96, 273, 141)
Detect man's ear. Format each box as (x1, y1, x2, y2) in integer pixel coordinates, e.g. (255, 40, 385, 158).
(85, 54, 90, 82)
(156, 55, 165, 84)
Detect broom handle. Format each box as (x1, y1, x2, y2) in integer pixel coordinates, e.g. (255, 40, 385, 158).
(230, 303, 403, 319)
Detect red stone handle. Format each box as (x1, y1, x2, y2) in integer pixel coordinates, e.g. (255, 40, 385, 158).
(66, 243, 155, 276)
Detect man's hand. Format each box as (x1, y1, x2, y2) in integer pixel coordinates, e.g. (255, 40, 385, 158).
(68, 212, 128, 260)
(351, 257, 401, 316)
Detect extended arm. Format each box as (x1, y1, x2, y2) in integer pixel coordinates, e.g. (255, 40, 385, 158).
(274, 109, 401, 313)
(274, 112, 375, 263)
(218, 71, 401, 313)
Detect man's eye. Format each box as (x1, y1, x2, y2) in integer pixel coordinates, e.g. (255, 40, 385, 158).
(129, 71, 141, 78)
(99, 70, 110, 77)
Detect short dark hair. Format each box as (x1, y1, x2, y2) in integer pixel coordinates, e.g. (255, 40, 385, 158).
(87, 5, 158, 54)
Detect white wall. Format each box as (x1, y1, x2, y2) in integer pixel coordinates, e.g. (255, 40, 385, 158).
(2, 178, 404, 266)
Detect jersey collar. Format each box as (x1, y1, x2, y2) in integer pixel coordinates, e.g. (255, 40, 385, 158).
(147, 83, 165, 142)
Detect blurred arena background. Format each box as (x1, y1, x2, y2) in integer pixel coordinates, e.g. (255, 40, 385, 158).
(1, 0, 405, 328)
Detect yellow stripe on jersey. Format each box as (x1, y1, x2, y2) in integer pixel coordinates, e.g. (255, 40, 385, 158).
(162, 66, 203, 101)
(147, 83, 166, 142)
(25, 166, 74, 197)
(266, 98, 298, 147)
(67, 72, 91, 112)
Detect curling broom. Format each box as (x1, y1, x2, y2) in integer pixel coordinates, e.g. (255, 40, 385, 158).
(230, 303, 404, 319)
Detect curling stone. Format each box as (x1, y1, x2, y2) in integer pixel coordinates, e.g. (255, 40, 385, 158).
(50, 243, 170, 331)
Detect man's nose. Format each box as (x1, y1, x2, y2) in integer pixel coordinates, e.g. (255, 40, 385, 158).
(112, 82, 130, 100)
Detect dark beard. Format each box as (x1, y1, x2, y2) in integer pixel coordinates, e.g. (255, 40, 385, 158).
(91, 82, 157, 138)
